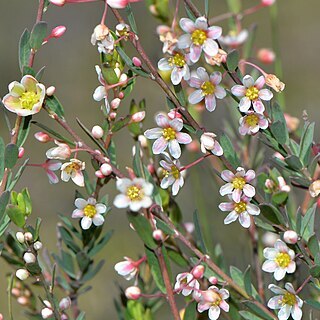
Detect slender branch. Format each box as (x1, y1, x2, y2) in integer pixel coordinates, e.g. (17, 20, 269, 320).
(183, 0, 201, 18)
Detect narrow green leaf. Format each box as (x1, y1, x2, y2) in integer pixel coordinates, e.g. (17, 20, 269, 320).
(301, 203, 316, 241)
(30, 21, 47, 50)
(193, 209, 208, 253)
(299, 122, 315, 165)
(81, 259, 105, 282)
(5, 144, 19, 169)
(226, 0, 241, 13)
(45, 95, 65, 118)
(88, 230, 113, 258)
(17, 115, 32, 147)
(226, 50, 240, 71)
(308, 234, 319, 258)
(244, 266, 252, 296)
(19, 29, 31, 73)
(270, 120, 288, 145)
(0, 191, 10, 227)
(0, 137, 5, 180)
(184, 301, 197, 320)
(260, 203, 286, 225)
(284, 155, 303, 171)
(8, 158, 29, 191)
(76, 311, 86, 320)
(219, 134, 241, 169)
(125, 4, 138, 34)
(111, 116, 131, 133)
(305, 299, 320, 310)
(58, 225, 81, 253)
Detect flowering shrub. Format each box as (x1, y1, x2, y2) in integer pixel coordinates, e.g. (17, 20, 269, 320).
(0, 0, 319, 319)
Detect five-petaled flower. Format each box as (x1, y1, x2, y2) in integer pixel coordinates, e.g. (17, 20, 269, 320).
(231, 75, 273, 114)
(268, 283, 303, 320)
(178, 17, 222, 63)
(197, 286, 230, 320)
(2, 75, 46, 116)
(93, 65, 110, 113)
(219, 167, 256, 203)
(113, 178, 153, 212)
(72, 197, 106, 230)
(144, 113, 192, 159)
(218, 195, 260, 228)
(114, 256, 145, 280)
(174, 272, 200, 297)
(188, 68, 226, 112)
(46, 140, 71, 160)
(219, 30, 248, 48)
(61, 159, 85, 187)
(262, 239, 296, 281)
(239, 111, 269, 135)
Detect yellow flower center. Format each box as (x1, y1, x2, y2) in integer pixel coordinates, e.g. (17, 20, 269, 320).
(191, 29, 207, 46)
(207, 291, 222, 307)
(232, 177, 246, 190)
(245, 86, 259, 101)
(19, 91, 40, 110)
(168, 53, 186, 68)
(275, 252, 291, 268)
(64, 163, 81, 175)
(245, 114, 259, 127)
(281, 292, 296, 306)
(127, 185, 143, 201)
(171, 165, 180, 179)
(201, 81, 215, 95)
(83, 204, 97, 218)
(234, 201, 247, 214)
(163, 127, 176, 141)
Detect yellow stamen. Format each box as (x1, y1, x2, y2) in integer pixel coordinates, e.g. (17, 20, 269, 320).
(83, 204, 96, 218)
(127, 185, 143, 201)
(19, 91, 40, 110)
(245, 86, 259, 101)
(232, 177, 246, 190)
(234, 201, 247, 214)
(168, 53, 186, 68)
(171, 165, 180, 179)
(245, 114, 259, 127)
(275, 252, 291, 268)
(281, 292, 296, 306)
(163, 127, 176, 141)
(191, 29, 207, 46)
(64, 163, 81, 175)
(201, 81, 215, 95)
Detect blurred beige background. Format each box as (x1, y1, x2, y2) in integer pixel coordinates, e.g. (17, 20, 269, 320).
(0, 0, 319, 319)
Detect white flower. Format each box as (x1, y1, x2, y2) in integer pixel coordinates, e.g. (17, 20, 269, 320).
(219, 167, 256, 203)
(114, 257, 140, 280)
(174, 272, 199, 297)
(91, 24, 109, 45)
(158, 51, 191, 85)
(219, 195, 260, 228)
(93, 65, 110, 113)
(61, 159, 85, 187)
(231, 75, 273, 114)
(268, 283, 303, 320)
(200, 132, 223, 156)
(197, 286, 229, 320)
(159, 154, 184, 196)
(178, 16, 222, 63)
(239, 111, 269, 135)
(219, 29, 248, 48)
(46, 140, 71, 160)
(144, 113, 192, 159)
(188, 68, 226, 112)
(113, 178, 153, 212)
(72, 197, 106, 230)
(262, 240, 296, 281)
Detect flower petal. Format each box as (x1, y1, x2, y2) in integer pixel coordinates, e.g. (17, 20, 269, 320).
(179, 18, 195, 33)
(274, 267, 287, 281)
(152, 137, 168, 154)
(155, 113, 169, 128)
(224, 210, 238, 224)
(144, 128, 163, 139)
(93, 214, 105, 226)
(262, 260, 277, 273)
(259, 89, 273, 101)
(208, 306, 220, 320)
(176, 132, 192, 144)
(207, 26, 222, 39)
(169, 139, 181, 159)
(81, 216, 92, 230)
(190, 44, 202, 63)
(221, 170, 234, 182)
(243, 75, 254, 88)
(113, 194, 130, 208)
(231, 85, 246, 97)
(239, 211, 251, 228)
(203, 39, 218, 56)
(243, 184, 255, 198)
(254, 76, 265, 89)
(189, 89, 204, 104)
(219, 182, 233, 196)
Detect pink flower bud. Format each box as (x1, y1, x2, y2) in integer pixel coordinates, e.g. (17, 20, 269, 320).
(283, 230, 298, 244)
(91, 125, 104, 139)
(41, 308, 54, 319)
(138, 135, 148, 148)
(50, 26, 67, 38)
(261, 0, 275, 6)
(33, 241, 43, 251)
(11, 288, 21, 297)
(192, 265, 205, 279)
(264, 178, 275, 190)
(24, 232, 33, 242)
(131, 111, 145, 123)
(46, 86, 56, 96)
(100, 163, 113, 176)
(167, 110, 182, 119)
(16, 269, 30, 281)
(147, 164, 155, 174)
(125, 286, 141, 300)
(18, 147, 24, 159)
(17, 296, 29, 306)
(95, 170, 105, 179)
(49, 0, 65, 6)
(209, 276, 218, 285)
(59, 297, 71, 311)
(34, 132, 51, 143)
(23, 252, 36, 264)
(0, 313, 4, 320)
(132, 57, 142, 67)
(118, 92, 125, 99)
(111, 98, 121, 109)
(110, 112, 117, 120)
(257, 48, 275, 64)
(152, 229, 164, 241)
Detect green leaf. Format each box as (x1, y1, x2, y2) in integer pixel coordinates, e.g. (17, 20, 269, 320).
(239, 311, 264, 320)
(111, 116, 131, 133)
(45, 95, 65, 118)
(270, 120, 288, 145)
(219, 134, 241, 169)
(154, 217, 174, 236)
(183, 301, 197, 320)
(271, 191, 288, 205)
(6, 205, 25, 228)
(254, 217, 275, 232)
(22, 66, 35, 77)
(226, 0, 241, 13)
(174, 84, 187, 106)
(81, 260, 105, 282)
(167, 249, 188, 267)
(299, 122, 315, 165)
(305, 299, 320, 310)
(308, 234, 319, 258)
(193, 210, 208, 253)
(76, 311, 86, 320)
(0, 191, 10, 227)
(260, 203, 286, 225)
(19, 29, 31, 73)
(310, 265, 320, 278)
(5, 144, 19, 169)
(226, 50, 240, 71)
(17, 115, 32, 147)
(77, 251, 91, 272)
(125, 4, 138, 34)
(133, 142, 143, 177)
(243, 301, 274, 320)
(88, 230, 113, 258)
(58, 225, 81, 253)
(0, 216, 10, 238)
(35, 66, 46, 81)
(300, 203, 316, 241)
(8, 158, 29, 191)
(0, 137, 5, 180)
(284, 155, 303, 171)
(244, 266, 252, 296)
(230, 266, 244, 288)
(30, 21, 47, 50)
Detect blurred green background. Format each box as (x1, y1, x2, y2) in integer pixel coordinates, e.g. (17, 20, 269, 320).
(0, 0, 319, 318)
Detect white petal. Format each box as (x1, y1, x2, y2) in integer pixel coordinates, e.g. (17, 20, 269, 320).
(274, 267, 286, 281)
(218, 202, 234, 211)
(214, 86, 226, 99)
(155, 113, 169, 128)
(196, 67, 209, 82)
(231, 85, 246, 97)
(113, 194, 130, 208)
(205, 95, 216, 112)
(169, 139, 181, 159)
(176, 132, 192, 144)
(203, 39, 218, 56)
(239, 211, 251, 228)
(262, 260, 277, 273)
(268, 296, 283, 309)
(144, 128, 163, 139)
(243, 184, 255, 197)
(246, 203, 260, 215)
(239, 97, 251, 112)
(72, 209, 84, 218)
(188, 90, 204, 104)
(171, 68, 183, 85)
(92, 214, 105, 226)
(158, 58, 171, 71)
(219, 183, 233, 196)
(93, 86, 106, 101)
(264, 248, 278, 259)
(81, 217, 92, 230)
(179, 18, 195, 33)
(243, 75, 254, 88)
(152, 137, 168, 154)
(259, 89, 273, 101)
(178, 34, 192, 49)
(278, 305, 291, 320)
(195, 17, 208, 30)
(224, 211, 238, 224)
(95, 203, 107, 214)
(208, 306, 220, 320)
(75, 198, 87, 209)
(291, 305, 302, 320)
(207, 26, 222, 39)
(221, 170, 234, 182)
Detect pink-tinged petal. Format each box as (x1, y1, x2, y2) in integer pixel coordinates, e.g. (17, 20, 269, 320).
(159, 160, 172, 171)
(263, 248, 278, 259)
(81, 216, 92, 230)
(214, 86, 226, 99)
(61, 170, 71, 182)
(196, 67, 209, 82)
(239, 124, 249, 136)
(72, 209, 84, 218)
(189, 76, 202, 88)
(113, 194, 130, 208)
(291, 304, 302, 320)
(152, 137, 168, 154)
(224, 211, 238, 224)
(254, 75, 265, 89)
(220, 300, 229, 312)
(169, 139, 181, 159)
(2, 94, 21, 111)
(114, 261, 134, 275)
(239, 211, 251, 228)
(93, 214, 105, 226)
(274, 267, 287, 281)
(245, 169, 255, 181)
(253, 100, 265, 114)
(161, 176, 175, 189)
(155, 113, 169, 128)
(178, 34, 192, 49)
(243, 75, 254, 88)
(259, 118, 269, 129)
(203, 39, 218, 56)
(221, 170, 234, 182)
(95, 203, 107, 214)
(259, 89, 273, 101)
(176, 132, 192, 144)
(288, 249, 295, 260)
(144, 128, 163, 139)
(208, 306, 220, 320)
(171, 68, 183, 85)
(231, 85, 246, 97)
(47, 161, 62, 171)
(158, 58, 171, 71)
(93, 86, 106, 101)
(268, 284, 286, 294)
(219, 183, 233, 196)
(170, 118, 183, 131)
(46, 171, 59, 184)
(75, 198, 87, 209)
(243, 184, 255, 198)
(197, 301, 211, 313)
(278, 305, 291, 320)
(210, 71, 222, 85)
(205, 95, 216, 112)
(72, 172, 84, 187)
(179, 18, 195, 33)
(287, 261, 296, 274)
(9, 81, 25, 96)
(296, 297, 303, 308)
(246, 203, 260, 215)
(268, 296, 283, 309)
(189, 89, 204, 104)
(195, 16, 208, 30)
(219, 289, 229, 300)
(232, 189, 242, 203)
(190, 44, 202, 63)
(275, 240, 288, 252)
(239, 97, 251, 112)
(218, 202, 234, 211)
(207, 26, 222, 39)
(284, 283, 296, 294)
(21, 75, 37, 92)
(183, 65, 190, 81)
(212, 141, 223, 156)
(262, 260, 277, 273)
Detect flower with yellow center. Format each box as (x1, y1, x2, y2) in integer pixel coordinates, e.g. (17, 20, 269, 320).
(239, 112, 269, 136)
(72, 197, 106, 230)
(191, 29, 207, 46)
(2, 75, 45, 116)
(219, 29, 249, 48)
(262, 240, 296, 281)
(245, 86, 259, 101)
(174, 272, 200, 297)
(126, 185, 143, 201)
(61, 159, 85, 187)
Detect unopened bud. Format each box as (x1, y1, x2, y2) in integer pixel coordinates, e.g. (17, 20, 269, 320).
(17, 296, 29, 306)
(192, 265, 205, 279)
(100, 163, 112, 176)
(257, 48, 275, 64)
(93, 24, 109, 41)
(50, 26, 66, 38)
(0, 313, 3, 320)
(109, 112, 117, 120)
(46, 86, 56, 96)
(59, 297, 71, 311)
(34, 132, 51, 143)
(147, 164, 155, 174)
(119, 73, 128, 83)
(111, 98, 121, 109)
(16, 232, 25, 243)
(16, 269, 29, 281)
(167, 110, 182, 120)
(91, 125, 104, 139)
(261, 0, 276, 6)
(152, 229, 164, 241)
(114, 67, 121, 79)
(309, 180, 320, 198)
(283, 230, 298, 244)
(23, 252, 36, 264)
(132, 57, 142, 67)
(95, 170, 105, 179)
(125, 286, 141, 300)
(209, 276, 218, 285)
(265, 178, 275, 190)
(41, 308, 54, 319)
(262, 231, 279, 247)
(49, 0, 65, 6)
(18, 147, 24, 158)
(265, 74, 285, 92)
(118, 92, 125, 99)
(24, 232, 33, 242)
(131, 111, 145, 123)
(11, 288, 21, 297)
(33, 241, 43, 251)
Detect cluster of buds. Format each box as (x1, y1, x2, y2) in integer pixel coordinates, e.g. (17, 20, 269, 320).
(41, 297, 71, 319)
(11, 282, 33, 306)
